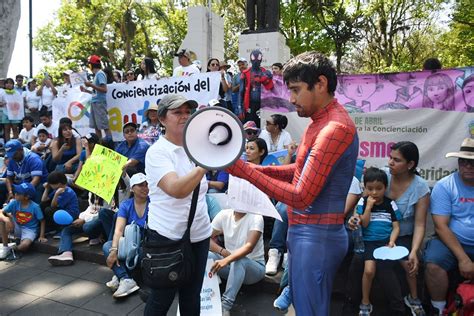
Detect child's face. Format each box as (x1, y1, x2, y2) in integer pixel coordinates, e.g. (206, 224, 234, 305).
(23, 120, 33, 130)
(427, 83, 448, 104)
(38, 133, 48, 142)
(365, 180, 386, 203)
(14, 193, 28, 202)
(49, 183, 61, 190)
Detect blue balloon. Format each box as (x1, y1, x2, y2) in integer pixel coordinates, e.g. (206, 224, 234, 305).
(53, 210, 73, 226)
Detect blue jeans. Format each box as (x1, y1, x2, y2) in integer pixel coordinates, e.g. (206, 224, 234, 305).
(288, 224, 348, 315)
(144, 231, 210, 316)
(269, 202, 288, 253)
(208, 252, 265, 310)
(58, 220, 103, 253)
(103, 240, 130, 280)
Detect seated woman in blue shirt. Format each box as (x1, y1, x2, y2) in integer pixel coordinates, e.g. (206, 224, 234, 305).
(103, 173, 149, 298)
(50, 122, 82, 174)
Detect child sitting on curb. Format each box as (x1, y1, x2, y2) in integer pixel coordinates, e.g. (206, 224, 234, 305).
(0, 182, 47, 259)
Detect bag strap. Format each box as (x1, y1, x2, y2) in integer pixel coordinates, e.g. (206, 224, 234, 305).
(186, 183, 200, 231)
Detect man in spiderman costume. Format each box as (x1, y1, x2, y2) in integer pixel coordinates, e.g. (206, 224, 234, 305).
(228, 51, 358, 315)
(239, 49, 273, 127)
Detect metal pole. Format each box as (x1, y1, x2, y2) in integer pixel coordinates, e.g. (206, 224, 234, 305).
(207, 0, 212, 62)
(29, 0, 33, 78)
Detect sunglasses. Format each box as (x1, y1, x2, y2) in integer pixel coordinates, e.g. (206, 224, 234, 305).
(245, 130, 258, 135)
(459, 158, 474, 167)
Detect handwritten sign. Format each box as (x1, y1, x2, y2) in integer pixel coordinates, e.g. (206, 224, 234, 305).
(75, 144, 127, 203)
(4, 92, 24, 121)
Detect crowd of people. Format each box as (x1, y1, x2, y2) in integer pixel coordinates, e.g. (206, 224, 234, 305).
(0, 50, 472, 316)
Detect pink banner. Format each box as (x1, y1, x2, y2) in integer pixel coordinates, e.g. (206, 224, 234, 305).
(262, 67, 474, 113)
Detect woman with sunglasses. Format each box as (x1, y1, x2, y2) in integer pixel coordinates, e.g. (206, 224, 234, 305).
(207, 58, 232, 110)
(260, 114, 292, 153)
(243, 121, 260, 142)
(125, 70, 136, 83)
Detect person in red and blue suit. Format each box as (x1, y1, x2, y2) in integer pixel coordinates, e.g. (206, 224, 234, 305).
(228, 51, 358, 315)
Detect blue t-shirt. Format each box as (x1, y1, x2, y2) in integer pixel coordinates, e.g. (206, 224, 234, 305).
(79, 149, 87, 163)
(7, 150, 48, 183)
(431, 172, 474, 246)
(91, 70, 107, 103)
(4, 200, 43, 231)
(48, 186, 80, 219)
(115, 138, 150, 173)
(117, 198, 149, 227)
(385, 169, 430, 236)
(357, 196, 401, 241)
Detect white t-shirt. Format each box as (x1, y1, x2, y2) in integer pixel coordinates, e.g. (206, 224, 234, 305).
(22, 90, 41, 111)
(19, 128, 37, 144)
(349, 176, 362, 195)
(40, 86, 56, 110)
(212, 209, 264, 262)
(259, 129, 292, 152)
(35, 121, 59, 139)
(32, 138, 52, 152)
(172, 64, 200, 77)
(145, 137, 211, 242)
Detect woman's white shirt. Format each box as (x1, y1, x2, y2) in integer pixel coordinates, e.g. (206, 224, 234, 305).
(145, 136, 211, 242)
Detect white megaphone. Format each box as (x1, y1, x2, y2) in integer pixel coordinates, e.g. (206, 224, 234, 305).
(183, 107, 245, 170)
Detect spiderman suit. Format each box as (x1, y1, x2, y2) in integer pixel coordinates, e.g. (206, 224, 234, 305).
(228, 99, 358, 314)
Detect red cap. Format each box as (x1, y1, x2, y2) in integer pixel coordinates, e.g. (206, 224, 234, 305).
(88, 55, 101, 64)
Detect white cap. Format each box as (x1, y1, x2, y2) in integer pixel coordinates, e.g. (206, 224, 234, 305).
(130, 173, 147, 188)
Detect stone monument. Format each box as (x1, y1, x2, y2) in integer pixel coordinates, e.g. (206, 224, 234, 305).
(0, 0, 21, 77)
(239, 0, 290, 68)
(173, 6, 224, 71)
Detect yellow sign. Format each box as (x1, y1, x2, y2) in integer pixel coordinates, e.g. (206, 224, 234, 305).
(75, 144, 127, 203)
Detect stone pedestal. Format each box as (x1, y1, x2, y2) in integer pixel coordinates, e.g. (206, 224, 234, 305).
(0, 0, 20, 77)
(174, 6, 224, 70)
(238, 32, 290, 68)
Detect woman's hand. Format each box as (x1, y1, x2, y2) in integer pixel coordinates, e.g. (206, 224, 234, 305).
(347, 214, 361, 230)
(407, 251, 419, 276)
(106, 250, 120, 268)
(71, 218, 85, 228)
(64, 161, 73, 172)
(211, 258, 229, 275)
(38, 236, 48, 243)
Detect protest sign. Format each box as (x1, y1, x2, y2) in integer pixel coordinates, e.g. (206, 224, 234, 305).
(52, 86, 94, 136)
(106, 72, 221, 140)
(261, 67, 474, 186)
(4, 92, 24, 121)
(177, 259, 222, 316)
(75, 144, 127, 203)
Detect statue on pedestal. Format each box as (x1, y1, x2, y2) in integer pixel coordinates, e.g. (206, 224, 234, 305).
(245, 0, 280, 33)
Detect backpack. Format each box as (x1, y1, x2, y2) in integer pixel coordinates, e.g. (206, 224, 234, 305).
(445, 281, 474, 316)
(118, 221, 141, 270)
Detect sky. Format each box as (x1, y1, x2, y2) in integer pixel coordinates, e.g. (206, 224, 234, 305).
(7, 0, 61, 78)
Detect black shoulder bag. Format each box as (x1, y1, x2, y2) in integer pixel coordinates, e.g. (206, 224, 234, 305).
(141, 184, 200, 289)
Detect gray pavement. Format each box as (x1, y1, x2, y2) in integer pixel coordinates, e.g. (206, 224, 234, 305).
(0, 252, 304, 316)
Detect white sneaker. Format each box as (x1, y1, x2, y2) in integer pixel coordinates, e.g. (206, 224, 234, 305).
(106, 275, 120, 291)
(48, 251, 74, 266)
(0, 245, 11, 260)
(113, 278, 139, 298)
(266, 248, 281, 275)
(282, 253, 288, 269)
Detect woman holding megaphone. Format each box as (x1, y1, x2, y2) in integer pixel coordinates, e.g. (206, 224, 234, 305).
(144, 94, 211, 316)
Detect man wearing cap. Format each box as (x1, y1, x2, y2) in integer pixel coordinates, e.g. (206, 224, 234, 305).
(80, 55, 112, 141)
(172, 49, 200, 77)
(243, 121, 260, 142)
(115, 122, 150, 176)
(4, 139, 48, 203)
(425, 138, 474, 315)
(232, 58, 248, 115)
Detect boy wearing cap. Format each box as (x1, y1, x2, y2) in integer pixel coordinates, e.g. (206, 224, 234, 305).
(425, 138, 474, 315)
(172, 49, 200, 77)
(115, 122, 150, 176)
(0, 182, 47, 259)
(80, 55, 112, 141)
(243, 121, 260, 142)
